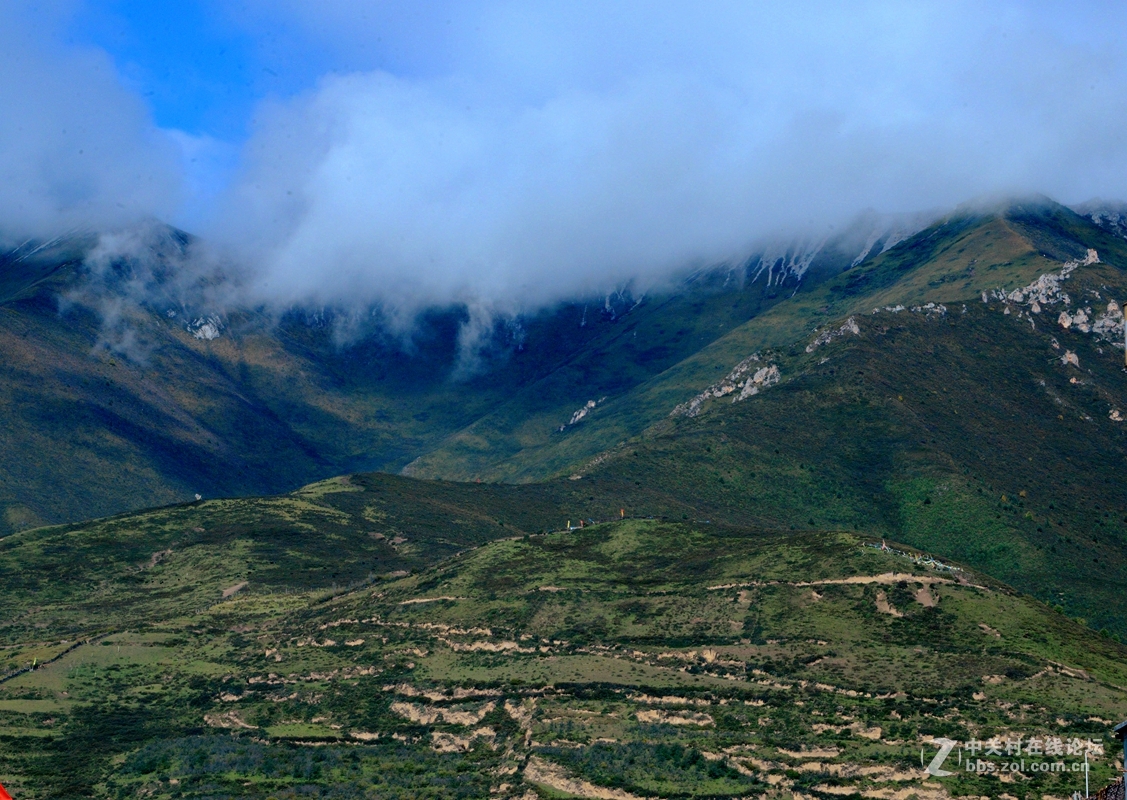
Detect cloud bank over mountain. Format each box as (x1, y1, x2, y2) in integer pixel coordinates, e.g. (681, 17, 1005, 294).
(5, 1, 1127, 311)
(0, 2, 182, 242)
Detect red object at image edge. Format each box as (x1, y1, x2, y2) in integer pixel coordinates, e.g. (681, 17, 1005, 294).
(0, 781, 12, 800)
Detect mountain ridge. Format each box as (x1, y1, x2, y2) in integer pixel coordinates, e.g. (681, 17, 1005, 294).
(404, 197, 1127, 483)
(0, 207, 934, 532)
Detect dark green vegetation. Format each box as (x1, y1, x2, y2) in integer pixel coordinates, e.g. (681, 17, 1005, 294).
(581, 283, 1127, 635)
(1, 520, 1124, 799)
(405, 198, 1125, 481)
(0, 471, 702, 647)
(415, 198, 1127, 635)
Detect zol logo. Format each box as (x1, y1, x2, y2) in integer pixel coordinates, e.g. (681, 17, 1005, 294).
(926, 737, 958, 777)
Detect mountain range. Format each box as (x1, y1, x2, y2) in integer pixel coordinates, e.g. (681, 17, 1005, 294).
(1, 195, 1126, 799)
(0, 207, 931, 532)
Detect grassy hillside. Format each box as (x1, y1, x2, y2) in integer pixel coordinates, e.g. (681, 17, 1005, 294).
(1, 199, 1117, 537)
(397, 199, 1127, 635)
(573, 254, 1127, 635)
(1, 519, 1123, 799)
(0, 471, 714, 648)
(4, 197, 1127, 798)
(408, 199, 1127, 483)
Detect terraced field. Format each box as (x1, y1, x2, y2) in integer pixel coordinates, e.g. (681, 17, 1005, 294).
(2, 520, 1124, 799)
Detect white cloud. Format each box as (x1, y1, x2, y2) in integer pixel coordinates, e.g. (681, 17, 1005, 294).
(7, 1, 1127, 315)
(0, 1, 182, 242)
(206, 0, 1127, 311)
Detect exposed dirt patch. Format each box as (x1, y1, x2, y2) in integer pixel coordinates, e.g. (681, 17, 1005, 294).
(914, 586, 937, 607)
(801, 572, 952, 587)
(875, 591, 903, 617)
(778, 747, 841, 758)
(431, 726, 494, 753)
(524, 756, 647, 800)
(204, 710, 256, 730)
(221, 582, 247, 599)
(390, 701, 495, 726)
(630, 694, 711, 707)
(636, 708, 714, 726)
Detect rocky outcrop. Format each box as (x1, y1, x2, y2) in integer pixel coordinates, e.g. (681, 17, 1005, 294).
(868, 303, 947, 318)
(1092, 300, 1124, 339)
(806, 317, 861, 353)
(985, 249, 1125, 347)
(737, 364, 780, 399)
(987, 248, 1097, 308)
(671, 355, 780, 418)
(1056, 301, 1123, 342)
(188, 315, 223, 340)
(984, 249, 1084, 310)
(559, 397, 607, 431)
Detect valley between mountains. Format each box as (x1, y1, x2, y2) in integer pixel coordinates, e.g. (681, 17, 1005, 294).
(1, 197, 1127, 799)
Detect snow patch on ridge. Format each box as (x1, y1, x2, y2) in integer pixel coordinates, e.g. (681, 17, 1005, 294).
(750, 239, 827, 286)
(850, 217, 924, 267)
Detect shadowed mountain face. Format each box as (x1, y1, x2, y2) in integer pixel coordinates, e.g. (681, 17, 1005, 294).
(0, 212, 923, 533)
(2, 196, 1125, 632)
(583, 287, 1127, 632)
(390, 197, 1127, 632)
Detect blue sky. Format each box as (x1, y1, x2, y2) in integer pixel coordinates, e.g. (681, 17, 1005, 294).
(63, 1, 482, 140)
(66, 0, 329, 140)
(69, 0, 262, 140)
(4, 1, 1127, 309)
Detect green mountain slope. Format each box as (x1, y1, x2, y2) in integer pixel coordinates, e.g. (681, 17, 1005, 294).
(581, 297, 1127, 626)
(407, 198, 1127, 483)
(3, 197, 1127, 798)
(0, 197, 1117, 538)
(1, 518, 1123, 798)
(398, 199, 1127, 635)
(0, 471, 709, 646)
(548, 226, 1127, 635)
(0, 217, 895, 534)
